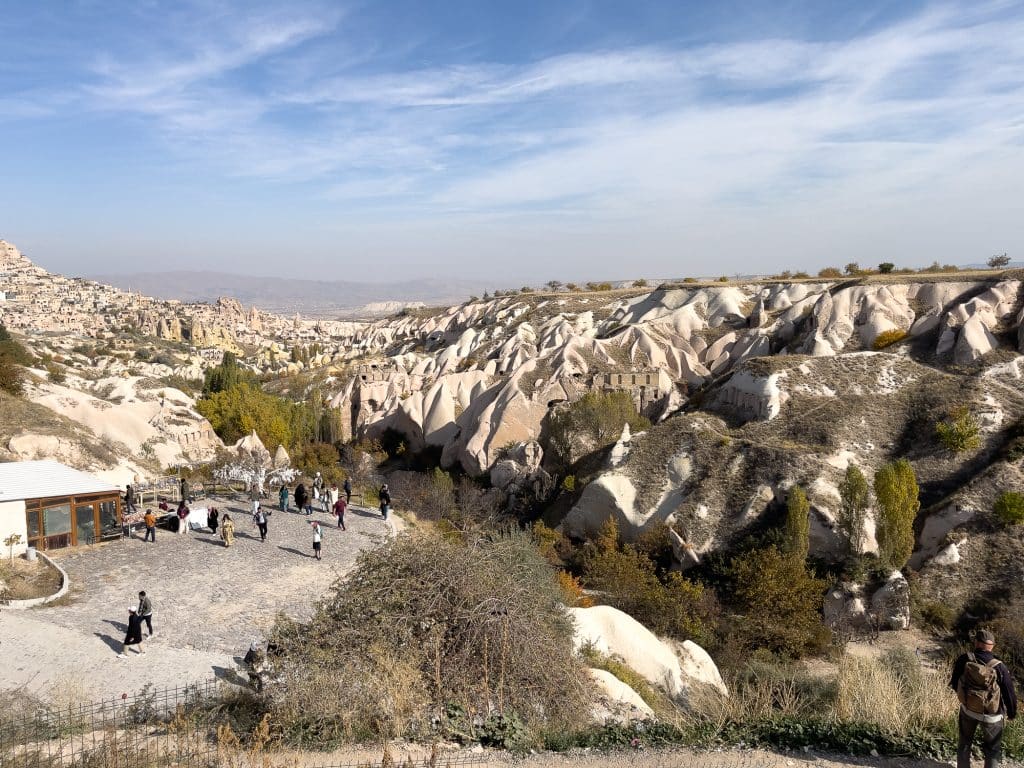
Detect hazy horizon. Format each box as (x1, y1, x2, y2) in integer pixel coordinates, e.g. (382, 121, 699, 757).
(2, 1, 1022, 282)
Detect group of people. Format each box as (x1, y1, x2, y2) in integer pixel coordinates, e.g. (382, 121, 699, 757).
(119, 590, 155, 658)
(128, 472, 393, 560)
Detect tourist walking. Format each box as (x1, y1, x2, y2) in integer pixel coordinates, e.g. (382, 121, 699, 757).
(221, 514, 235, 547)
(951, 628, 1018, 768)
(343, 477, 352, 503)
(333, 494, 347, 530)
(278, 484, 289, 513)
(379, 483, 391, 520)
(137, 591, 154, 637)
(208, 507, 219, 535)
(143, 509, 157, 542)
(295, 483, 309, 516)
(253, 504, 268, 542)
(180, 477, 189, 503)
(311, 520, 322, 560)
(326, 483, 338, 514)
(313, 471, 324, 497)
(118, 607, 145, 657)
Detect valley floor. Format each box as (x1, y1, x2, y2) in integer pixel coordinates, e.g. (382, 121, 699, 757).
(0, 495, 398, 701)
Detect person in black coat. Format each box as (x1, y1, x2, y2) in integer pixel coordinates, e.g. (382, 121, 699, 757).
(119, 607, 146, 657)
(295, 484, 308, 515)
(208, 508, 219, 534)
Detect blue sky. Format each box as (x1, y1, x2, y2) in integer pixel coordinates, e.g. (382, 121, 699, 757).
(1, 1, 1022, 283)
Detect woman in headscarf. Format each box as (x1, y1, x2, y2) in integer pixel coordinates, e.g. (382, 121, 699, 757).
(221, 513, 235, 547)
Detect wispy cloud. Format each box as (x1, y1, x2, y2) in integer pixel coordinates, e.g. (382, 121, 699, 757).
(3, 1, 1024, 278)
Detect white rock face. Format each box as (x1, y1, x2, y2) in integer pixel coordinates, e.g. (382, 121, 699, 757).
(587, 668, 654, 722)
(570, 605, 725, 700)
(930, 542, 962, 567)
(871, 571, 911, 631)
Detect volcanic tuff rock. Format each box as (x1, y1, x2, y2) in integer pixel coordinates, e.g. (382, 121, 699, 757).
(312, 273, 1022, 479)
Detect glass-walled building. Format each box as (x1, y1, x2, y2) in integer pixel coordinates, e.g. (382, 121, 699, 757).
(0, 460, 122, 554)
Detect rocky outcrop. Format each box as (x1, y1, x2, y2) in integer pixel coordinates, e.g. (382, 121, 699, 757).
(570, 605, 726, 701)
(588, 668, 654, 723)
(871, 572, 911, 631)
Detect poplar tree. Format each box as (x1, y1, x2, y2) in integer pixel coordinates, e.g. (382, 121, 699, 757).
(785, 485, 810, 561)
(874, 459, 920, 570)
(838, 464, 870, 556)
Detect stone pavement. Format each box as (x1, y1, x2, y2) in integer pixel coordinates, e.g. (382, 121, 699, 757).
(0, 497, 395, 700)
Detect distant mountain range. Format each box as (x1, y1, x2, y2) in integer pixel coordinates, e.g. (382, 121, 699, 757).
(88, 271, 496, 316)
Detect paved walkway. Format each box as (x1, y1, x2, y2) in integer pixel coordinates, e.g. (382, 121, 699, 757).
(0, 497, 397, 701)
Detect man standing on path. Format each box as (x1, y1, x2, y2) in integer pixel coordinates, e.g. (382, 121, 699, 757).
(951, 629, 1018, 768)
(143, 509, 157, 542)
(125, 484, 137, 514)
(253, 503, 268, 542)
(333, 494, 347, 530)
(343, 477, 352, 504)
(118, 607, 145, 657)
(137, 591, 155, 637)
(379, 483, 391, 520)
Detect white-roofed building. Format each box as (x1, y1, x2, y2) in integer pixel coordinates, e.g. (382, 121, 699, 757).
(0, 460, 122, 555)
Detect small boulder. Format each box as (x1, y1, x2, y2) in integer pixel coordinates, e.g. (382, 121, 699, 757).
(871, 571, 911, 630)
(587, 668, 654, 723)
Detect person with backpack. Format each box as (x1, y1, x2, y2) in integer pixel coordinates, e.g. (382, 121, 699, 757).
(379, 483, 391, 520)
(950, 628, 1018, 768)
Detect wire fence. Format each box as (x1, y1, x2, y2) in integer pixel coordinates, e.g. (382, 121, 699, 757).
(0, 679, 487, 768)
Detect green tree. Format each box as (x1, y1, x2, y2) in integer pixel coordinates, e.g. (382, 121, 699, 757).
(878, 262, 895, 274)
(837, 464, 870, 555)
(844, 262, 862, 276)
(936, 407, 981, 453)
(0, 322, 29, 396)
(202, 351, 255, 396)
(727, 546, 830, 658)
(196, 382, 293, 449)
(874, 459, 920, 570)
(785, 485, 810, 561)
(988, 253, 1010, 269)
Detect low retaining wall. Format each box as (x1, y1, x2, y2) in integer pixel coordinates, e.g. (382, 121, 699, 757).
(2, 550, 69, 609)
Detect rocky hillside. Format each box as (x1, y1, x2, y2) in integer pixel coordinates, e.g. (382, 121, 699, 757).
(321, 274, 1023, 473)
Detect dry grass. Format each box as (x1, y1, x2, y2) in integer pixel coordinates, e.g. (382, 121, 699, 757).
(835, 653, 955, 731)
(685, 648, 956, 732)
(0, 556, 63, 601)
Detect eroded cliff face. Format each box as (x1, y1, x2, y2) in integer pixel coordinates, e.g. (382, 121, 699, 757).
(321, 276, 1023, 476)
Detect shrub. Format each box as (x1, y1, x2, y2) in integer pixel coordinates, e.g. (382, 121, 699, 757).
(818, 267, 843, 278)
(935, 406, 981, 453)
(844, 262, 862, 275)
(874, 459, 920, 570)
(266, 528, 592, 744)
(792, 271, 810, 279)
(988, 253, 1010, 269)
(545, 391, 649, 469)
(44, 361, 65, 385)
(717, 276, 728, 282)
(633, 279, 648, 287)
(878, 262, 895, 274)
(872, 329, 907, 349)
(725, 546, 830, 658)
(585, 281, 613, 291)
(994, 491, 1024, 525)
(561, 474, 576, 492)
(557, 570, 594, 607)
(580, 519, 718, 647)
(0, 355, 24, 396)
(293, 442, 343, 485)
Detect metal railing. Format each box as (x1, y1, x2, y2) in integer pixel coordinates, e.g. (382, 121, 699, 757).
(0, 679, 487, 768)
